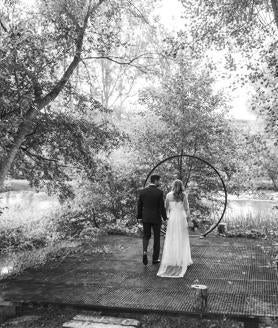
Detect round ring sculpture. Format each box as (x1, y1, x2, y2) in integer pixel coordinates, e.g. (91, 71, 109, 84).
(144, 154, 228, 238)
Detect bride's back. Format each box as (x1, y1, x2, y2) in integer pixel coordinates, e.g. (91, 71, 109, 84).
(167, 191, 186, 202)
(166, 191, 187, 212)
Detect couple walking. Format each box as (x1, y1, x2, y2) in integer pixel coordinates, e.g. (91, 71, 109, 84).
(137, 175, 193, 278)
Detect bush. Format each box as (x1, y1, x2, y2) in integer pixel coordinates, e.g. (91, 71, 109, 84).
(223, 211, 278, 240)
(104, 221, 142, 236)
(0, 198, 103, 279)
(0, 202, 61, 253)
(0, 240, 81, 280)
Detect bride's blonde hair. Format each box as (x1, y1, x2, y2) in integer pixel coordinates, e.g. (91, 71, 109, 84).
(172, 179, 185, 202)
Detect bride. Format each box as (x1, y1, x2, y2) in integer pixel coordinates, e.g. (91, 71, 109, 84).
(157, 179, 193, 278)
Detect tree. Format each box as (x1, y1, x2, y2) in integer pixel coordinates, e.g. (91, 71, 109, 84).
(246, 133, 278, 190)
(137, 58, 229, 159)
(0, 0, 152, 190)
(176, 1, 278, 144)
(0, 0, 94, 188)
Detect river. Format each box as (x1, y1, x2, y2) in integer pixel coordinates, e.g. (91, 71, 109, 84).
(0, 188, 277, 220)
(0, 190, 59, 211)
(226, 198, 278, 218)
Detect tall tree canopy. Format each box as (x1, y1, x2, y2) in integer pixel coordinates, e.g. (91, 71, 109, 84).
(0, 0, 155, 193)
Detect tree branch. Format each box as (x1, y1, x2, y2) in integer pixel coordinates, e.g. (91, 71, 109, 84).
(0, 17, 7, 32)
(20, 146, 68, 167)
(24, 123, 39, 139)
(39, 0, 106, 109)
(126, 0, 150, 26)
(82, 52, 156, 65)
(23, 68, 43, 102)
(271, 0, 278, 29)
(80, 58, 95, 94)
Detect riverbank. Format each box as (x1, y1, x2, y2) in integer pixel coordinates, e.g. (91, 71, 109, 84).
(228, 190, 278, 201)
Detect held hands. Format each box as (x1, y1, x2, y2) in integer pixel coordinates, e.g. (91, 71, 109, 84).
(162, 218, 168, 228)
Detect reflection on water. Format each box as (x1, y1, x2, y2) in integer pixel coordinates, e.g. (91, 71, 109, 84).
(227, 199, 277, 218)
(0, 190, 277, 219)
(1, 265, 13, 276)
(0, 190, 59, 211)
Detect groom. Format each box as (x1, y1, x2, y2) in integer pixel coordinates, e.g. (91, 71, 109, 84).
(137, 174, 167, 265)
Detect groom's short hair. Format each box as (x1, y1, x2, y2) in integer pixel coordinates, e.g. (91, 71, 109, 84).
(150, 175, 161, 183)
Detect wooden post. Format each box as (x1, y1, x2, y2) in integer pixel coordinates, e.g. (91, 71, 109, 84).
(191, 284, 208, 312)
(218, 223, 227, 234)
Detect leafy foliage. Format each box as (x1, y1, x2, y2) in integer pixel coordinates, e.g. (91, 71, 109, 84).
(0, 0, 149, 195)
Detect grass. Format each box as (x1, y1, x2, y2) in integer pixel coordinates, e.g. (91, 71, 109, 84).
(0, 240, 82, 280)
(0, 202, 62, 253)
(0, 191, 112, 280)
(222, 210, 278, 239)
(0, 305, 247, 328)
(0, 190, 60, 229)
(0, 193, 100, 279)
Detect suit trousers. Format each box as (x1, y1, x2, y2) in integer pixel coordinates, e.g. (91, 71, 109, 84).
(142, 222, 161, 260)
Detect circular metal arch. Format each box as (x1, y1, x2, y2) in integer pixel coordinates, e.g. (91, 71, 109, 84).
(144, 154, 228, 238)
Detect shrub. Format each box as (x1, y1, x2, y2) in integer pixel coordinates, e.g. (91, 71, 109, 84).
(0, 202, 61, 253)
(0, 240, 81, 280)
(223, 211, 278, 239)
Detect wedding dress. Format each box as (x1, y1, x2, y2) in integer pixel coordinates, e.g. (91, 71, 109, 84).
(157, 192, 193, 278)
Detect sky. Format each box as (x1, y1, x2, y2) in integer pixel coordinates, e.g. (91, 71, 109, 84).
(230, 88, 256, 121)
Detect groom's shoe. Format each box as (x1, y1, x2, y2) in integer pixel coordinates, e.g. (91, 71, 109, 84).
(152, 259, 161, 264)
(143, 253, 148, 265)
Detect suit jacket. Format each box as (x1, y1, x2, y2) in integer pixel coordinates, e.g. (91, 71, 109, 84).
(137, 185, 167, 224)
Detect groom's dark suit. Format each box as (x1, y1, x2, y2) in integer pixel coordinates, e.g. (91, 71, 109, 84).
(137, 184, 167, 261)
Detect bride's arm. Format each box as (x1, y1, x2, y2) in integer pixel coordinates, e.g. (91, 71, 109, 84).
(183, 192, 190, 221)
(165, 193, 170, 217)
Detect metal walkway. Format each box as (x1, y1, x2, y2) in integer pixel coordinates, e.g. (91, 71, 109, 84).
(1, 235, 278, 320)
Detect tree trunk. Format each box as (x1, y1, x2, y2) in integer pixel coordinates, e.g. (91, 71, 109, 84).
(271, 0, 278, 30)
(0, 107, 35, 189)
(270, 176, 278, 191)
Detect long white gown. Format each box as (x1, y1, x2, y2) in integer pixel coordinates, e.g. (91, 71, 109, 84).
(157, 192, 193, 278)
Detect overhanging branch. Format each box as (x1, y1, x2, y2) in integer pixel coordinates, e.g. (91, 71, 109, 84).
(82, 52, 156, 65)
(20, 146, 68, 167)
(0, 17, 7, 32)
(271, 0, 278, 30)
(38, 0, 106, 109)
